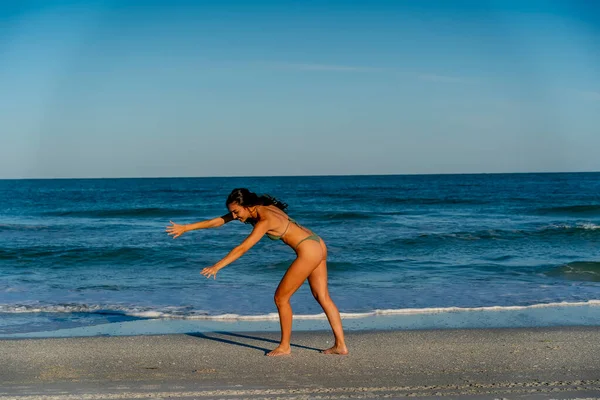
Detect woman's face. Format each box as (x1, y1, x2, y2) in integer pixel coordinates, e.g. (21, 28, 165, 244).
(228, 202, 252, 222)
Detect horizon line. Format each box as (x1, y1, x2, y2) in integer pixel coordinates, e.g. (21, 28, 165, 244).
(1, 170, 599, 180)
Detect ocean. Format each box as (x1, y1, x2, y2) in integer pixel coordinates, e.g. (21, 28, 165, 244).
(1, 173, 600, 337)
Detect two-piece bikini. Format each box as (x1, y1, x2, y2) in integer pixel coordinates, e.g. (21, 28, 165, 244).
(266, 217, 320, 249)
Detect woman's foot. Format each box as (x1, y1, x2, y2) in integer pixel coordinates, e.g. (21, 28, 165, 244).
(266, 345, 291, 356)
(322, 345, 349, 355)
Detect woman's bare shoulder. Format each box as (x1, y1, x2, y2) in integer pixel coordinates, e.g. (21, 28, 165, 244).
(259, 205, 288, 220)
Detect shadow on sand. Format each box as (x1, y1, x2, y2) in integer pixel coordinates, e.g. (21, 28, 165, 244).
(186, 331, 323, 355)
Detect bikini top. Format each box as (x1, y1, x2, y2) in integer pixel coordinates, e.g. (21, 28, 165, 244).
(266, 217, 299, 241)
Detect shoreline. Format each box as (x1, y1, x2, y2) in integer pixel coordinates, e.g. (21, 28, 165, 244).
(2, 326, 600, 399)
(3, 302, 600, 339)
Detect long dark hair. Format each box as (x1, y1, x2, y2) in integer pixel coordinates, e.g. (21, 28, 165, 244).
(226, 188, 288, 210)
(226, 188, 288, 224)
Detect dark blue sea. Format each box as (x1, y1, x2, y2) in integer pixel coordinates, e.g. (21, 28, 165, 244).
(1, 173, 600, 337)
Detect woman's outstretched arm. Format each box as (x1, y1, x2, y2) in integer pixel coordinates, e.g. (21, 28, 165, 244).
(201, 220, 269, 279)
(166, 213, 234, 238)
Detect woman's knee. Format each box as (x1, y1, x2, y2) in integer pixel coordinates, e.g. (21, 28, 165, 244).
(311, 289, 331, 304)
(274, 291, 290, 307)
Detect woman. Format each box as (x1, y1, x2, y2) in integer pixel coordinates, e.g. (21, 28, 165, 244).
(166, 188, 348, 356)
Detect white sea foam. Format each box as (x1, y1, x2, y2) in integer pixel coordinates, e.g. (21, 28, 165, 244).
(547, 223, 600, 230)
(1, 287, 23, 293)
(1, 300, 600, 320)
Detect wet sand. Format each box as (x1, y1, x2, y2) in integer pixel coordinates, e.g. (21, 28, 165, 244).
(2, 327, 600, 399)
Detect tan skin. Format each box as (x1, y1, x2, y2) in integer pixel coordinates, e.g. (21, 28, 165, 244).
(166, 203, 348, 356)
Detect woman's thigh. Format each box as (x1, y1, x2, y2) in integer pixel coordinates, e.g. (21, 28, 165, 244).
(275, 240, 323, 299)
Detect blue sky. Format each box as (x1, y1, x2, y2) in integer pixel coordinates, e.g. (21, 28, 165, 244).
(1, 0, 599, 178)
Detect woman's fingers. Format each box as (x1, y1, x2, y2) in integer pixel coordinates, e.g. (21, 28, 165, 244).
(200, 268, 217, 279)
(165, 222, 184, 239)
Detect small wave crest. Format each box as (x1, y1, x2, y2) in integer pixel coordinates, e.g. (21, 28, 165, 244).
(545, 261, 600, 282)
(295, 211, 373, 221)
(0, 304, 207, 318)
(387, 224, 600, 247)
(387, 230, 519, 246)
(381, 197, 486, 206)
(0, 224, 49, 231)
(0, 245, 175, 264)
(2, 300, 599, 320)
(544, 223, 600, 231)
(41, 207, 198, 219)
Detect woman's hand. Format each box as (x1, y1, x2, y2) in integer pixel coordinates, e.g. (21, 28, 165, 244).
(201, 265, 221, 279)
(166, 221, 187, 239)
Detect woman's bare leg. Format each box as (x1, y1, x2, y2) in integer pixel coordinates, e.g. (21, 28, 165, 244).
(308, 259, 348, 355)
(270, 242, 322, 356)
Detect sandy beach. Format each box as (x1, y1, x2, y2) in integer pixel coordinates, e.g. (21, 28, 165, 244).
(2, 327, 600, 399)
